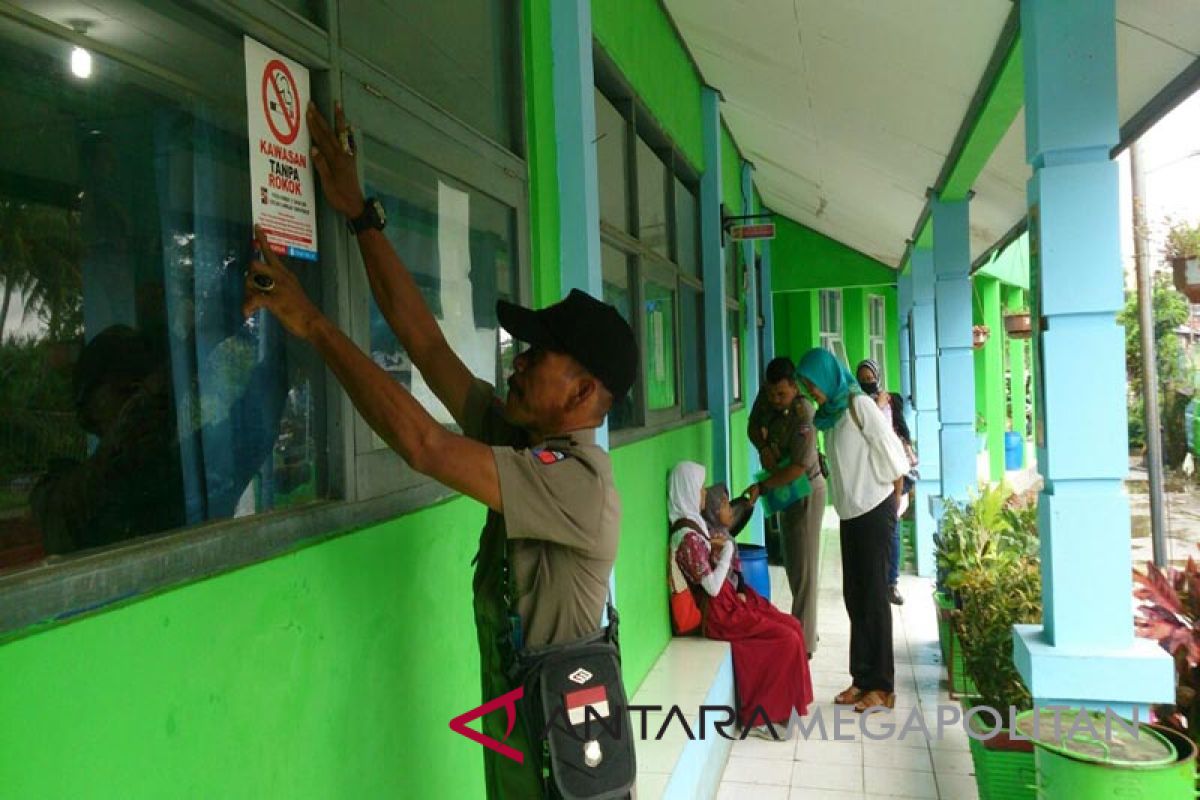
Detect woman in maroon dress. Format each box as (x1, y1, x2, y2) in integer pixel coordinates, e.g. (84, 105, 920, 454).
(668, 461, 814, 739)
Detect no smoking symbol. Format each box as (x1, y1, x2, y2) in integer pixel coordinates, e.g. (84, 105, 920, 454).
(261, 59, 300, 145)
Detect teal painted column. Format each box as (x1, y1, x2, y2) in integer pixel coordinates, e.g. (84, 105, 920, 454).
(700, 87, 730, 484)
(898, 269, 914, 433)
(1013, 0, 1171, 717)
(740, 161, 764, 545)
(910, 247, 940, 577)
(761, 240, 775, 365)
(931, 196, 976, 503)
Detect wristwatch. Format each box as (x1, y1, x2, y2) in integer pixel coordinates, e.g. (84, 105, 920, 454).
(347, 197, 386, 234)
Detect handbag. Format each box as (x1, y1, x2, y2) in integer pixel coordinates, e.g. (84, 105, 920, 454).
(667, 519, 703, 635)
(509, 603, 637, 800)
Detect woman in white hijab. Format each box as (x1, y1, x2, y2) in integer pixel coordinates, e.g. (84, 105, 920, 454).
(667, 461, 814, 740)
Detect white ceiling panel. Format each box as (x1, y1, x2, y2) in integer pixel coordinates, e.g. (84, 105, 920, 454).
(666, 0, 1200, 271)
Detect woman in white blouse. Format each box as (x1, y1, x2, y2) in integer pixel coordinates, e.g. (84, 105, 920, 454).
(796, 348, 910, 712)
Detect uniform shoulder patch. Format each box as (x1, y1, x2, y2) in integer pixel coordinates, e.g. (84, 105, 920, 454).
(533, 448, 568, 465)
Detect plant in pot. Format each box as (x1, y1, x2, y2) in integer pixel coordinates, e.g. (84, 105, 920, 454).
(1134, 552, 1200, 753)
(956, 508, 1041, 800)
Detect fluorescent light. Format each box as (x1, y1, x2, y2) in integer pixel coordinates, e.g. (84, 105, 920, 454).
(70, 46, 92, 79)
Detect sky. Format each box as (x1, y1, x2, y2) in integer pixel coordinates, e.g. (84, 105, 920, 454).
(1118, 89, 1200, 284)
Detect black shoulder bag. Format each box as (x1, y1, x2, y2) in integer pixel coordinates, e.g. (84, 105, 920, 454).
(506, 594, 636, 799)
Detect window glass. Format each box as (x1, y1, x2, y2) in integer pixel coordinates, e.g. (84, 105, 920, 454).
(636, 138, 668, 258)
(595, 90, 629, 233)
(343, 0, 518, 150)
(680, 283, 706, 413)
(273, 0, 325, 25)
(363, 141, 517, 443)
(728, 307, 742, 403)
(674, 178, 699, 277)
(725, 240, 739, 298)
(643, 281, 677, 410)
(601, 243, 635, 430)
(0, 20, 325, 572)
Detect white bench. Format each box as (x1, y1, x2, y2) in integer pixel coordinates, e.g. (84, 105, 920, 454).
(631, 637, 735, 800)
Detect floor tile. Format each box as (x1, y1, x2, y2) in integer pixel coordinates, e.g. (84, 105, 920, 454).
(721, 755, 793, 786)
(862, 744, 933, 772)
(794, 737, 864, 766)
(862, 766, 939, 798)
(788, 789, 865, 800)
(933, 773, 981, 799)
(717, 781, 790, 800)
(790, 761, 864, 793)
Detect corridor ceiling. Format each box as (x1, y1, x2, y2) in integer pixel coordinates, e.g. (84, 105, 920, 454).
(663, 0, 1200, 268)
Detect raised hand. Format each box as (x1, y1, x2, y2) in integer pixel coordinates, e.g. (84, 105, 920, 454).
(243, 225, 323, 340)
(307, 101, 366, 218)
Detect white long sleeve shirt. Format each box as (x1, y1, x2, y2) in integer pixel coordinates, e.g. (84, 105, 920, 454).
(826, 394, 911, 520)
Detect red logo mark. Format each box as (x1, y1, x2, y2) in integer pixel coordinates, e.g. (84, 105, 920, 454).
(449, 686, 525, 764)
(261, 59, 300, 145)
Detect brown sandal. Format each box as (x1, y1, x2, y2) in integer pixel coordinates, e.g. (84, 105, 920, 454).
(834, 685, 863, 705)
(853, 690, 896, 713)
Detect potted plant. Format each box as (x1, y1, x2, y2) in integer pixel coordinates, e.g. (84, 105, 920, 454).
(1165, 219, 1200, 303)
(956, 493, 1041, 800)
(1003, 312, 1032, 339)
(973, 324, 990, 349)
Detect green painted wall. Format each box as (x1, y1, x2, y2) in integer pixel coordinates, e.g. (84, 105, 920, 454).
(773, 290, 819, 361)
(721, 126, 743, 214)
(973, 276, 1005, 479)
(0, 498, 490, 799)
(978, 231, 1030, 290)
(524, 0, 561, 307)
(843, 288, 867, 368)
(771, 215, 896, 291)
(591, 0, 704, 171)
(884, 288, 901, 391)
(610, 420, 712, 690)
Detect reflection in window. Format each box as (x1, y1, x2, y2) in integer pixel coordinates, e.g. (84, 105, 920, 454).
(364, 146, 517, 440)
(680, 284, 706, 414)
(728, 308, 742, 403)
(344, 0, 518, 150)
(601, 244, 635, 430)
(595, 89, 629, 232)
(636, 139, 668, 258)
(643, 281, 677, 410)
(0, 26, 324, 572)
(674, 178, 699, 277)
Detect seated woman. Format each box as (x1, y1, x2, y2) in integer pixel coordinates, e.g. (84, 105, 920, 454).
(668, 461, 815, 739)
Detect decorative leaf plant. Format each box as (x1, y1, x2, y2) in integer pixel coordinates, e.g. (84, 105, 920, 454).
(1134, 553, 1200, 749)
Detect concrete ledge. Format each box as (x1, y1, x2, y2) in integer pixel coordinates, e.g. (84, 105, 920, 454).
(1013, 623, 1174, 715)
(631, 637, 735, 800)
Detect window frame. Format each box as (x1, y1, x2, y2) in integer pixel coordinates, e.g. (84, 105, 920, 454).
(0, 0, 530, 636)
(592, 73, 709, 448)
(868, 294, 887, 385)
(819, 289, 848, 366)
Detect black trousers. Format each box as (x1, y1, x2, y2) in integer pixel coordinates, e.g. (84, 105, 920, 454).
(840, 494, 896, 693)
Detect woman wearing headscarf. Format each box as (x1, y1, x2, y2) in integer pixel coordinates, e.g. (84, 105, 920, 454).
(667, 462, 814, 738)
(855, 358, 915, 605)
(797, 349, 910, 712)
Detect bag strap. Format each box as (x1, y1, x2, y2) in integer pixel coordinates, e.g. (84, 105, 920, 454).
(669, 517, 706, 536)
(848, 394, 865, 434)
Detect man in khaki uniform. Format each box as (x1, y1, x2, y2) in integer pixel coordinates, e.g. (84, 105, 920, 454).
(244, 103, 637, 799)
(748, 357, 826, 659)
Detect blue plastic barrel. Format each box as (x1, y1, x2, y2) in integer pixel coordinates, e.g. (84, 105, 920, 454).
(1004, 432, 1024, 471)
(739, 544, 771, 600)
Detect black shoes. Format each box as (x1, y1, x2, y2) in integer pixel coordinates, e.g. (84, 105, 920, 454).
(888, 585, 904, 605)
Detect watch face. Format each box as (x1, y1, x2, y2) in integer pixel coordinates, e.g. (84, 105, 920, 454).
(371, 199, 387, 228)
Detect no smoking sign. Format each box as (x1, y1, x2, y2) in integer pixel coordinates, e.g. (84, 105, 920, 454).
(245, 37, 318, 260)
(261, 59, 300, 145)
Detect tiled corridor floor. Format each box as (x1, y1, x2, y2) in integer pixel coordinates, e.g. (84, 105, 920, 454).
(716, 519, 979, 800)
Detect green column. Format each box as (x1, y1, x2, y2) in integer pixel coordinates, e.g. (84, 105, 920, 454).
(1005, 286, 1029, 443)
(843, 288, 867, 367)
(979, 276, 1005, 479)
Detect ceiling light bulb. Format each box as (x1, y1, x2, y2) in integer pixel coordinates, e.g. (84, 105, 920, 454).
(71, 46, 92, 79)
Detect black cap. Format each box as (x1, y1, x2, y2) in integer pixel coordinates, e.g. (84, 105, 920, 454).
(73, 325, 156, 409)
(497, 289, 638, 401)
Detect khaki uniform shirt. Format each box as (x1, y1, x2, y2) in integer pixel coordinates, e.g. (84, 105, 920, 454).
(463, 379, 620, 648)
(748, 391, 821, 479)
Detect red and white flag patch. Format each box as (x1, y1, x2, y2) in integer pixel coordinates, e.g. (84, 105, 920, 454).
(534, 448, 567, 465)
(564, 685, 610, 726)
